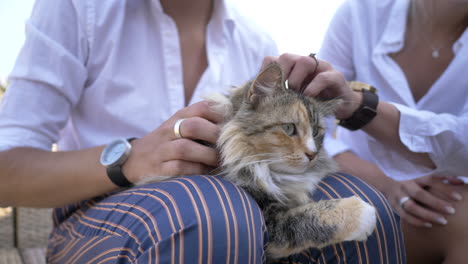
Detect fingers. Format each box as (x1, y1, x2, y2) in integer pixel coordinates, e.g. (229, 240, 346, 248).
(260, 53, 354, 118)
(398, 180, 458, 227)
(399, 209, 434, 228)
(170, 116, 220, 143)
(400, 197, 449, 226)
(424, 178, 464, 202)
(162, 160, 213, 176)
(302, 70, 348, 99)
(177, 100, 224, 124)
(261, 53, 329, 90)
(403, 182, 456, 215)
(161, 139, 219, 167)
(277, 53, 303, 85)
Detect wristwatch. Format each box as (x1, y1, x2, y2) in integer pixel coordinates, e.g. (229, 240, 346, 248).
(100, 138, 136, 187)
(338, 81, 379, 131)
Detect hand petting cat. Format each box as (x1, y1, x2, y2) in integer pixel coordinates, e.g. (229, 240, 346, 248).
(262, 53, 362, 120)
(122, 101, 222, 184)
(265, 53, 465, 229)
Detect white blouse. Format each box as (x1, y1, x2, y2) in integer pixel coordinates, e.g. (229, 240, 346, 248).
(320, 0, 468, 181)
(0, 0, 278, 151)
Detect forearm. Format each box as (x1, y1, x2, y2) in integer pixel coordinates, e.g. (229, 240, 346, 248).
(0, 147, 117, 208)
(361, 100, 435, 169)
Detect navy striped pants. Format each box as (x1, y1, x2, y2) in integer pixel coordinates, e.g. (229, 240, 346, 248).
(47, 173, 405, 263)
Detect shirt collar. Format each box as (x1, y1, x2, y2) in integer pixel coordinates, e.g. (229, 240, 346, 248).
(454, 26, 468, 54)
(374, 0, 409, 55)
(151, 0, 236, 37)
(375, 0, 467, 55)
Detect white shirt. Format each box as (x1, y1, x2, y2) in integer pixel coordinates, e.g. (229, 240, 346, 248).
(0, 0, 278, 151)
(320, 0, 468, 181)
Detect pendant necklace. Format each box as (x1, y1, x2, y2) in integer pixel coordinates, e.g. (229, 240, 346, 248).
(413, 1, 444, 59)
(431, 47, 440, 59)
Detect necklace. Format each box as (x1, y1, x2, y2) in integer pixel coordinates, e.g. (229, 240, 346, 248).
(411, 1, 454, 59)
(431, 47, 441, 59)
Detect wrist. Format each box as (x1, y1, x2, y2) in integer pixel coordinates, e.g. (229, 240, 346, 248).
(379, 176, 399, 199)
(121, 138, 139, 184)
(341, 91, 363, 119)
(338, 81, 379, 131)
(100, 137, 137, 188)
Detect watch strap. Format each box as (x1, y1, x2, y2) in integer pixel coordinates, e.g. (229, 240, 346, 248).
(107, 165, 134, 188)
(105, 137, 137, 188)
(339, 89, 378, 131)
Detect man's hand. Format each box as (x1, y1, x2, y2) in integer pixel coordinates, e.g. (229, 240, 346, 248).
(122, 100, 223, 183)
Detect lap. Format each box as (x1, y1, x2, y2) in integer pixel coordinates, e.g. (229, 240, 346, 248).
(48, 175, 266, 263)
(271, 172, 405, 264)
(48, 173, 405, 264)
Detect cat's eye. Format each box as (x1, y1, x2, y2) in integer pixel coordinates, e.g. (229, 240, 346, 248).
(281, 123, 296, 136)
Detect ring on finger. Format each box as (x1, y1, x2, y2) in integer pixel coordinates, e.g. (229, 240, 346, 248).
(173, 118, 186, 139)
(299, 53, 320, 95)
(399, 196, 411, 209)
(308, 53, 319, 75)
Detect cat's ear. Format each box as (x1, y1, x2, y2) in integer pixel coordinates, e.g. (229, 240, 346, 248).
(247, 63, 285, 103)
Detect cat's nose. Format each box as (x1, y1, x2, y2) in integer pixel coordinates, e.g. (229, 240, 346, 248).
(305, 152, 317, 161)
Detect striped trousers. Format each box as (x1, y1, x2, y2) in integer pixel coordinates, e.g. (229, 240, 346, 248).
(47, 173, 405, 263)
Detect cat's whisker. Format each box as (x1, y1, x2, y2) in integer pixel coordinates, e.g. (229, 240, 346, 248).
(225, 157, 287, 175)
(221, 153, 279, 165)
(237, 157, 285, 168)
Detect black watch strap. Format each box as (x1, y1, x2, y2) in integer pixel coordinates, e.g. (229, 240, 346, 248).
(339, 89, 379, 131)
(107, 165, 133, 188)
(106, 137, 137, 188)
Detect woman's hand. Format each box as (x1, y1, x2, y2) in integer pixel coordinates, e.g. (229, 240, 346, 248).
(262, 53, 361, 120)
(122, 100, 223, 183)
(388, 174, 464, 228)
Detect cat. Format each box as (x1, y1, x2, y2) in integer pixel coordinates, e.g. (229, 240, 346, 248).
(207, 63, 377, 260)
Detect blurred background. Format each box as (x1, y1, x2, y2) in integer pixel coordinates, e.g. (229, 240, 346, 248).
(0, 0, 345, 84)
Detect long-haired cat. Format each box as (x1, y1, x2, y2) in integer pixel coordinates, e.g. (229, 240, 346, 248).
(207, 63, 377, 260)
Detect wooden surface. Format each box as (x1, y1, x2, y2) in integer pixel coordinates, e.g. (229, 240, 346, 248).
(0, 207, 14, 248)
(0, 249, 22, 264)
(16, 208, 53, 249)
(0, 207, 51, 264)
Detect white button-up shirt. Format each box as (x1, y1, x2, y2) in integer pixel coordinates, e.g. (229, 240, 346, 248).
(0, 0, 278, 151)
(320, 0, 468, 181)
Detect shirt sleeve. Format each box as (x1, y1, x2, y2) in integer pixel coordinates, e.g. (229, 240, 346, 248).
(318, 0, 355, 157)
(318, 0, 355, 81)
(324, 118, 352, 157)
(391, 102, 468, 175)
(0, 0, 89, 151)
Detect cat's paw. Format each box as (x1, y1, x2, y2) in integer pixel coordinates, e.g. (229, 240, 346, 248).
(344, 198, 376, 242)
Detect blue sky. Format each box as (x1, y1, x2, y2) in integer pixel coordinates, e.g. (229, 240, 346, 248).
(0, 0, 344, 82)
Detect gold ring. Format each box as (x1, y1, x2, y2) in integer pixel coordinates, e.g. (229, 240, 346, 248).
(173, 118, 186, 139)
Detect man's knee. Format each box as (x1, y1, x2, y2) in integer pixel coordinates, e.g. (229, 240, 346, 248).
(136, 175, 266, 262)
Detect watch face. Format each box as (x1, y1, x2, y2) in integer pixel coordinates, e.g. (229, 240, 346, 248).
(100, 139, 131, 167)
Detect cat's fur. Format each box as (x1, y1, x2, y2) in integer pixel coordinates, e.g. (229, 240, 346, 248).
(138, 63, 377, 261)
(207, 63, 377, 260)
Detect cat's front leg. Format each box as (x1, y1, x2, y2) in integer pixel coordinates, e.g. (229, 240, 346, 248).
(265, 196, 376, 260)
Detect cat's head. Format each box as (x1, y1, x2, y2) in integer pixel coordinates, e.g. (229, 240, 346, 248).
(214, 63, 340, 194)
